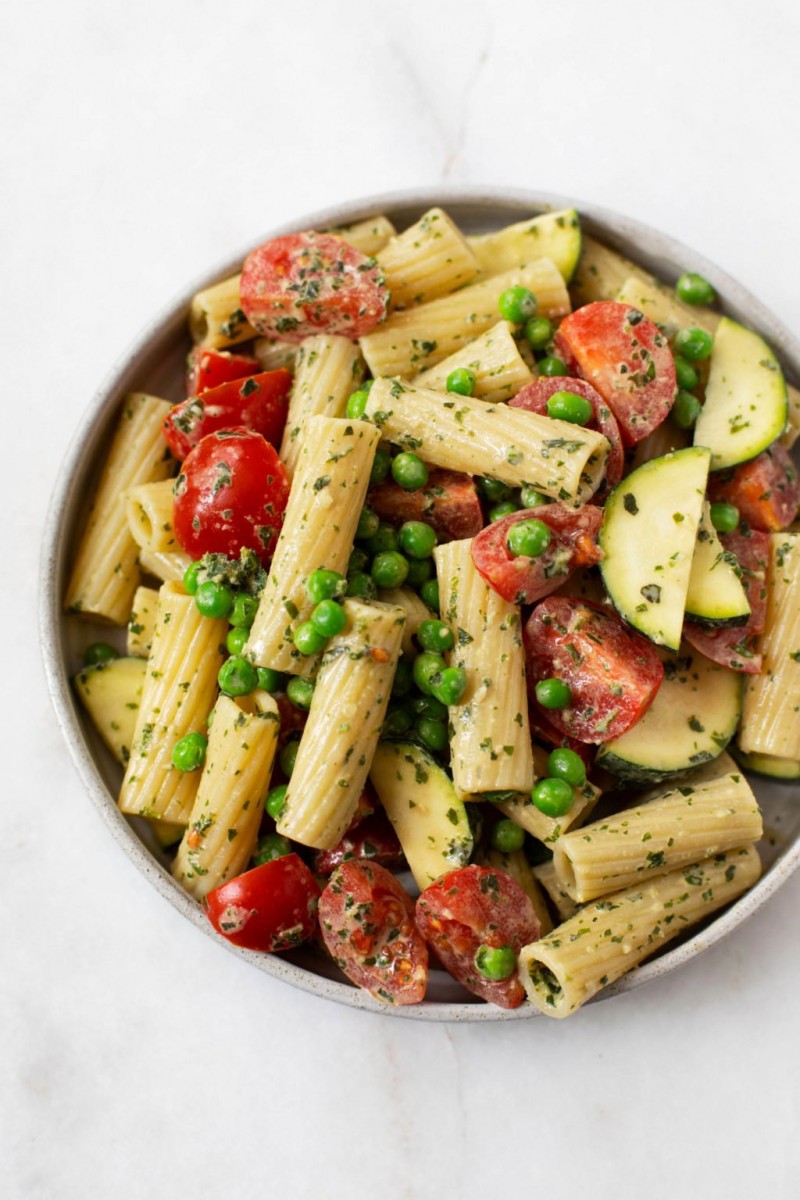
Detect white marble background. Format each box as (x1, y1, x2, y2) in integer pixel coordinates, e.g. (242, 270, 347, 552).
(4, 1, 800, 1196)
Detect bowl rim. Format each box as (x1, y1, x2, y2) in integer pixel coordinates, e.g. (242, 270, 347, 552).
(40, 185, 800, 1022)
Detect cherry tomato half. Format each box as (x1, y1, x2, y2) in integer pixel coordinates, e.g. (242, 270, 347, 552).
(707, 442, 800, 533)
(185, 345, 261, 397)
(318, 860, 428, 1005)
(204, 854, 320, 952)
(368, 467, 484, 543)
(313, 811, 404, 876)
(240, 232, 389, 343)
(683, 529, 770, 674)
(164, 369, 291, 461)
(173, 427, 290, 564)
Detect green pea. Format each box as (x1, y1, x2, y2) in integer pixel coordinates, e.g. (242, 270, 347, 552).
(546, 747, 586, 787)
(364, 523, 399, 556)
(392, 657, 415, 699)
(346, 571, 377, 600)
(671, 389, 702, 430)
(524, 315, 552, 350)
(405, 557, 433, 588)
(410, 694, 448, 720)
(416, 716, 448, 752)
(310, 599, 347, 638)
(413, 651, 445, 695)
(253, 832, 292, 866)
(257, 667, 285, 693)
(265, 783, 288, 819)
(489, 501, 519, 522)
(84, 642, 118, 667)
(491, 819, 525, 854)
(218, 655, 258, 697)
(182, 561, 202, 596)
(398, 520, 437, 560)
(293, 621, 327, 656)
(535, 677, 572, 709)
(673, 355, 699, 391)
(229, 593, 258, 628)
(384, 705, 414, 737)
(520, 486, 547, 509)
(170, 731, 207, 772)
(286, 676, 315, 711)
(474, 944, 517, 981)
(531, 776, 574, 817)
(356, 507, 380, 541)
(348, 547, 369, 575)
(306, 568, 346, 604)
(498, 286, 538, 324)
(371, 551, 409, 590)
(279, 739, 300, 777)
(478, 476, 513, 503)
(676, 272, 716, 306)
(346, 389, 370, 419)
(538, 355, 568, 377)
(507, 518, 551, 559)
(546, 390, 593, 426)
(674, 327, 713, 362)
(420, 579, 440, 611)
(416, 619, 455, 654)
(391, 452, 429, 491)
(446, 367, 477, 396)
(370, 446, 392, 484)
(431, 666, 467, 706)
(710, 502, 740, 534)
(195, 580, 234, 619)
(226, 625, 249, 656)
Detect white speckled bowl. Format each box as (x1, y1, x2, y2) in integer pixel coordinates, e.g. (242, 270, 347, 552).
(41, 188, 800, 1020)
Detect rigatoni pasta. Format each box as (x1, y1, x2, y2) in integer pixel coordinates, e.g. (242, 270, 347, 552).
(279, 334, 364, 474)
(375, 207, 479, 308)
(413, 321, 534, 404)
(126, 478, 180, 554)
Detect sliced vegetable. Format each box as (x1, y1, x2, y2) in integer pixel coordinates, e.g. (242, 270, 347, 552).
(73, 656, 146, 766)
(684, 502, 751, 627)
(683, 529, 770, 673)
(185, 346, 260, 397)
(163, 370, 291, 460)
(204, 855, 320, 952)
(707, 441, 800, 531)
(313, 812, 404, 875)
(368, 467, 483, 542)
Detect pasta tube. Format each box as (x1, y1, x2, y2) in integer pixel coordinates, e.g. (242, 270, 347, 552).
(377, 586, 433, 656)
(519, 845, 761, 1018)
(253, 337, 298, 373)
(189, 274, 255, 349)
(434, 538, 534, 798)
(277, 598, 406, 849)
(739, 533, 800, 759)
(359, 260, 570, 378)
(138, 546, 193, 584)
(65, 392, 174, 625)
(172, 692, 280, 898)
(552, 771, 763, 903)
(245, 416, 380, 677)
(375, 207, 479, 308)
(328, 214, 396, 256)
(413, 321, 534, 404)
(363, 379, 609, 505)
(118, 582, 226, 825)
(126, 479, 179, 554)
(279, 335, 364, 474)
(127, 585, 160, 657)
(531, 860, 581, 924)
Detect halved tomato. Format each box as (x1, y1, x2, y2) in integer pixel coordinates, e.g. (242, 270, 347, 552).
(185, 346, 261, 397)
(204, 855, 320, 952)
(707, 442, 800, 532)
(164, 369, 291, 461)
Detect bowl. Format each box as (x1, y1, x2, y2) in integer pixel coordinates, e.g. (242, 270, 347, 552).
(40, 187, 800, 1021)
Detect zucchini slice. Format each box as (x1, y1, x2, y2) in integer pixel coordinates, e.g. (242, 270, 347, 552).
(596, 646, 742, 784)
(74, 656, 147, 767)
(684, 501, 750, 626)
(467, 209, 582, 283)
(694, 316, 788, 470)
(369, 741, 473, 889)
(730, 744, 800, 782)
(599, 447, 710, 650)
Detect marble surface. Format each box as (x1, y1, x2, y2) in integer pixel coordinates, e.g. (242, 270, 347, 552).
(4, 1, 800, 1195)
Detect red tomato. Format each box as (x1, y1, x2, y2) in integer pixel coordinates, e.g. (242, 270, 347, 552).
(173, 427, 290, 564)
(185, 346, 261, 397)
(508, 375, 625, 493)
(164, 370, 291, 461)
(415, 865, 539, 1009)
(240, 232, 389, 343)
(524, 596, 665, 743)
(318, 861, 428, 1005)
(707, 442, 800, 532)
(684, 529, 770, 674)
(204, 855, 320, 952)
(368, 468, 484, 542)
(555, 301, 676, 446)
(471, 504, 603, 605)
(313, 812, 404, 876)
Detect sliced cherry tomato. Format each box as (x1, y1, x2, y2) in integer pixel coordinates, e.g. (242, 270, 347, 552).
(368, 468, 484, 542)
(240, 232, 389, 343)
(555, 301, 677, 446)
(415, 865, 539, 1009)
(707, 442, 800, 532)
(313, 812, 404, 876)
(173, 427, 290, 564)
(471, 504, 603, 605)
(684, 529, 770, 673)
(318, 861, 428, 1005)
(185, 346, 261, 397)
(164, 369, 291, 461)
(204, 854, 320, 952)
(524, 596, 665, 743)
(508, 375, 625, 493)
